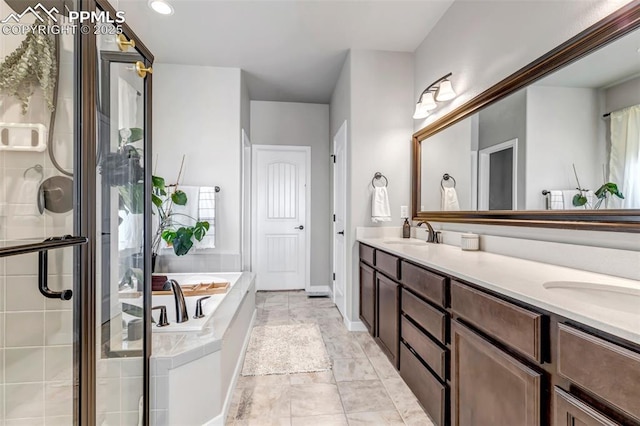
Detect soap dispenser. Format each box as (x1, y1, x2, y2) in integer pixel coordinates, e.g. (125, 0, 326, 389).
(402, 218, 411, 239)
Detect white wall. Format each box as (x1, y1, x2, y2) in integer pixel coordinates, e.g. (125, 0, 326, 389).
(153, 64, 243, 271)
(250, 101, 331, 290)
(421, 116, 473, 211)
(412, 0, 638, 250)
(526, 86, 602, 210)
(330, 50, 414, 324)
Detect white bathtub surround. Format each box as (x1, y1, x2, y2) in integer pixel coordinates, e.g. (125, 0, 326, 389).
(151, 272, 243, 333)
(358, 237, 640, 345)
(150, 272, 256, 426)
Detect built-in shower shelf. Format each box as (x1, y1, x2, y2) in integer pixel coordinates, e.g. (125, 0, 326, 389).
(0, 123, 48, 152)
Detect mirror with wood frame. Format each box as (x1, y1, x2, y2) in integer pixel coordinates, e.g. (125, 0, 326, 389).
(412, 1, 640, 232)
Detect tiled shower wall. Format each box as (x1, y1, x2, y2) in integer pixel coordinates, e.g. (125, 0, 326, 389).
(0, 2, 75, 424)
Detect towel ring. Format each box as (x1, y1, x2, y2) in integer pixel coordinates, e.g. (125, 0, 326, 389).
(24, 164, 44, 184)
(371, 172, 388, 188)
(440, 173, 456, 190)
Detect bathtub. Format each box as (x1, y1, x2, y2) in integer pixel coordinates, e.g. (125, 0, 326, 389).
(151, 272, 243, 333)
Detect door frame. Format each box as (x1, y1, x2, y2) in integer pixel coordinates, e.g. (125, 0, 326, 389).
(251, 144, 311, 291)
(478, 138, 518, 210)
(332, 121, 347, 316)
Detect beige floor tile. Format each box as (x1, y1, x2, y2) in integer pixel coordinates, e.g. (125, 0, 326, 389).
(234, 385, 290, 420)
(332, 358, 378, 382)
(236, 374, 291, 389)
(324, 339, 367, 359)
(383, 378, 433, 425)
(346, 410, 405, 425)
(367, 355, 400, 379)
(234, 418, 291, 426)
(290, 383, 344, 417)
(337, 380, 396, 414)
(291, 414, 349, 426)
(289, 371, 335, 385)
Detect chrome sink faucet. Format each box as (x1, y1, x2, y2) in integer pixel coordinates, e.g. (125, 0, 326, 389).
(167, 279, 189, 323)
(417, 221, 439, 243)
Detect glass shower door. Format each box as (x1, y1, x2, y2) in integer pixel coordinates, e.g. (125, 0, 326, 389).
(95, 25, 151, 425)
(0, 0, 80, 423)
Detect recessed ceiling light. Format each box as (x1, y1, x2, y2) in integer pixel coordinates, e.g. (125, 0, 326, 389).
(148, 0, 174, 15)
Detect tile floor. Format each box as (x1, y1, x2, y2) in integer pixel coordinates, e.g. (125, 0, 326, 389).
(225, 291, 434, 426)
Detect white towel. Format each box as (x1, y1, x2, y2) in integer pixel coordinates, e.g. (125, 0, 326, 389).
(196, 186, 217, 249)
(371, 187, 391, 223)
(441, 187, 460, 211)
(548, 190, 564, 210)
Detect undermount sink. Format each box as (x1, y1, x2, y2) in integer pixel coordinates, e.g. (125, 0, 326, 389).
(383, 240, 428, 246)
(543, 281, 640, 314)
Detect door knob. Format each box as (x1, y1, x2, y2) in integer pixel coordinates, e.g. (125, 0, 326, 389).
(337, 231, 345, 235)
(295, 225, 304, 230)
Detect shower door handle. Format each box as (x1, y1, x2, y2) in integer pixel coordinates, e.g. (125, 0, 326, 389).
(36, 235, 88, 300)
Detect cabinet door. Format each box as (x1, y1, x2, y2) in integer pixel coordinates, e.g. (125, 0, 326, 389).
(554, 388, 618, 426)
(377, 273, 400, 367)
(452, 320, 542, 426)
(359, 262, 376, 335)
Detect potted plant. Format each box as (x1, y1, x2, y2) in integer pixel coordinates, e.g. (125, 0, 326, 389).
(151, 172, 210, 269)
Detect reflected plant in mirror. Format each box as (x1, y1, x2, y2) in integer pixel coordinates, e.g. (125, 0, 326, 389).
(572, 164, 624, 210)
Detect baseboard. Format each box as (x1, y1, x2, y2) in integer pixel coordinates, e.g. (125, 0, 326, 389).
(206, 308, 256, 426)
(343, 317, 367, 332)
(306, 285, 331, 296)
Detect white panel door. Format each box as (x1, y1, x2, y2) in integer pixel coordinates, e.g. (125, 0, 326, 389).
(253, 145, 310, 290)
(333, 122, 347, 317)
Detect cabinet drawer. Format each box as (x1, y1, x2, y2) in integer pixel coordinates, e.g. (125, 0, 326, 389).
(376, 250, 400, 280)
(359, 244, 375, 266)
(401, 261, 446, 307)
(557, 324, 640, 421)
(400, 343, 447, 426)
(401, 316, 446, 380)
(402, 289, 447, 344)
(451, 281, 543, 362)
(554, 387, 618, 426)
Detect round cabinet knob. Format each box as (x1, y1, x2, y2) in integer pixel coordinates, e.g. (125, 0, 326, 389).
(295, 225, 304, 230)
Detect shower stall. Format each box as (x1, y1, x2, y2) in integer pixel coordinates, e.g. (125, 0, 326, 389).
(0, 0, 153, 424)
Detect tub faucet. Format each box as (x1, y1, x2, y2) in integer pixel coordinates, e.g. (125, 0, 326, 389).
(167, 279, 189, 323)
(417, 221, 438, 243)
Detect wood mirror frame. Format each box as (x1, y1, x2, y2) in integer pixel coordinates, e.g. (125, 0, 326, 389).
(412, 1, 640, 232)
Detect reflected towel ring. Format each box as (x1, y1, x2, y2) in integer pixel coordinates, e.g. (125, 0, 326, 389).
(24, 164, 44, 184)
(440, 173, 456, 190)
(371, 172, 388, 188)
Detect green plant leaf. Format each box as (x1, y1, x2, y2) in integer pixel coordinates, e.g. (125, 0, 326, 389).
(152, 194, 163, 208)
(572, 193, 587, 207)
(172, 190, 188, 206)
(118, 183, 145, 214)
(161, 230, 176, 244)
(172, 227, 194, 256)
(152, 175, 165, 190)
(193, 221, 210, 241)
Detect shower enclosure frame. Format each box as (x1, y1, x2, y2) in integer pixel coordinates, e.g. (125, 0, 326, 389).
(76, 0, 154, 424)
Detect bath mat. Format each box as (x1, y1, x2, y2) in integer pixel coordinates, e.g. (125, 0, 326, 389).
(241, 323, 331, 376)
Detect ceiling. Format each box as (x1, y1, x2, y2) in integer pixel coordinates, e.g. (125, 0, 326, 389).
(535, 26, 640, 89)
(116, 0, 454, 103)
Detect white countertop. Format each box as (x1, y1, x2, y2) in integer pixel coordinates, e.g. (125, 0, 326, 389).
(358, 237, 640, 345)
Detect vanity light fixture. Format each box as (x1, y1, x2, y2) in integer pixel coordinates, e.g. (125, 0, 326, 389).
(413, 72, 456, 119)
(148, 0, 174, 15)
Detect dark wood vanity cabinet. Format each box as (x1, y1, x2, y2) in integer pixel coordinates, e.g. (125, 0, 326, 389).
(359, 261, 376, 335)
(451, 320, 542, 426)
(376, 273, 400, 367)
(358, 243, 640, 426)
